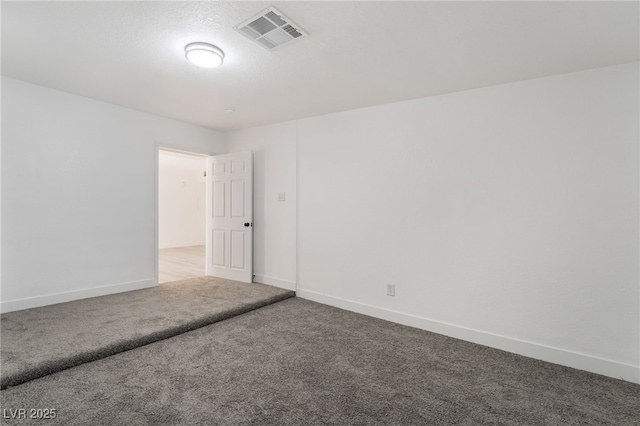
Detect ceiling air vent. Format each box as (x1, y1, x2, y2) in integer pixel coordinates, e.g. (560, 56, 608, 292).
(235, 7, 307, 51)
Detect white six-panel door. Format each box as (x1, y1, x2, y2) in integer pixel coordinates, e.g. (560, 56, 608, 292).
(205, 151, 253, 283)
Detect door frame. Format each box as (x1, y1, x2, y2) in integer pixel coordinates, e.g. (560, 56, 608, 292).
(154, 142, 220, 285)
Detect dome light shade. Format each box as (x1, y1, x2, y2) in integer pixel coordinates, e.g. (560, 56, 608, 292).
(185, 42, 224, 68)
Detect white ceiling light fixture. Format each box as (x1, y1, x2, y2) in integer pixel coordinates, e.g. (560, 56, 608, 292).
(184, 42, 225, 68)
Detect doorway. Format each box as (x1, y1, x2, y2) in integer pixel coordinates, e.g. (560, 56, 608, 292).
(158, 149, 207, 283)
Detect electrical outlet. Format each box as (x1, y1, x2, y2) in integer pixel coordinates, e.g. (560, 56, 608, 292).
(387, 284, 395, 296)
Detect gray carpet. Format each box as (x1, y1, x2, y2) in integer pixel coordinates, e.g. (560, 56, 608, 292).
(0, 277, 295, 389)
(1, 298, 638, 425)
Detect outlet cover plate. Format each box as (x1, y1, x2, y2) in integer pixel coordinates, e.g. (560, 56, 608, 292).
(387, 284, 395, 296)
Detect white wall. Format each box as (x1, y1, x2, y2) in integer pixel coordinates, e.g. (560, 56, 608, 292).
(1, 77, 225, 312)
(0, 79, 3, 308)
(158, 151, 206, 249)
(2, 63, 638, 383)
(225, 121, 297, 291)
(295, 63, 639, 382)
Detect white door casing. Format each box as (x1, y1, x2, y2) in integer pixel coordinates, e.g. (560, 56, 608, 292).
(205, 151, 253, 283)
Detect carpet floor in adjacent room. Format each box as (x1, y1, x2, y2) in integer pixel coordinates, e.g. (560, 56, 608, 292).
(0, 277, 295, 389)
(1, 297, 638, 425)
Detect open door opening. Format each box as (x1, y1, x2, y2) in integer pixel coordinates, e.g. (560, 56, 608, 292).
(206, 151, 254, 283)
(158, 149, 207, 283)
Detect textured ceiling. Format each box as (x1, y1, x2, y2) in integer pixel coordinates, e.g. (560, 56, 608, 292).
(2, 1, 638, 131)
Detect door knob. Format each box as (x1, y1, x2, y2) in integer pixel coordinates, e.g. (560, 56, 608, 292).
(244, 222, 251, 227)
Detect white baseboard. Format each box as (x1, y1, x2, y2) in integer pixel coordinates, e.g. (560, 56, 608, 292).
(1, 279, 157, 313)
(159, 241, 205, 249)
(296, 288, 640, 384)
(253, 274, 296, 291)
